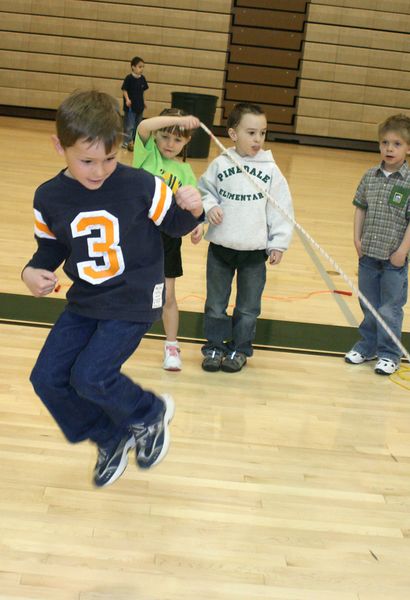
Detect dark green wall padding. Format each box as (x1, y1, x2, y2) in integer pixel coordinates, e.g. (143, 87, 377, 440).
(2, 292, 409, 355)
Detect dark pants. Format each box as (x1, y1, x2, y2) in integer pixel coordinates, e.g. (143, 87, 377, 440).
(30, 310, 162, 446)
(202, 244, 266, 357)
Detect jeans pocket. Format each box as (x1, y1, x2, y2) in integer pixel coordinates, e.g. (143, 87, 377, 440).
(387, 259, 407, 270)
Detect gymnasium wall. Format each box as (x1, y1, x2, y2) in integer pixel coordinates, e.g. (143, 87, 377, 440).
(0, 0, 409, 147)
(297, 0, 410, 143)
(0, 0, 232, 124)
(223, 0, 310, 134)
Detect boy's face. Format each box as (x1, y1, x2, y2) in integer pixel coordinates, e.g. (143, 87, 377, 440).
(379, 131, 410, 172)
(228, 113, 267, 157)
(154, 130, 190, 160)
(52, 136, 118, 190)
(131, 61, 144, 77)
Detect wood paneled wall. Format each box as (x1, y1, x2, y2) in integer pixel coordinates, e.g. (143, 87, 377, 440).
(224, 0, 310, 133)
(0, 0, 233, 124)
(297, 0, 410, 142)
(0, 0, 409, 146)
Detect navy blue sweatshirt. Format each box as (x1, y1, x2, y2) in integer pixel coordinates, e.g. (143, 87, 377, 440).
(26, 163, 201, 322)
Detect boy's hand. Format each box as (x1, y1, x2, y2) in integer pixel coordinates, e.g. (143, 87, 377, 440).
(175, 185, 203, 217)
(354, 239, 363, 258)
(269, 249, 283, 265)
(22, 266, 58, 297)
(207, 206, 223, 225)
(390, 249, 407, 267)
(190, 224, 204, 245)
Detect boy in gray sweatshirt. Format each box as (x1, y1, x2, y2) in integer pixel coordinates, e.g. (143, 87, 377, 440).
(198, 102, 294, 372)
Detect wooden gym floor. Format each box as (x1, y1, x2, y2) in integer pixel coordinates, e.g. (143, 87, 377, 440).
(1, 116, 410, 599)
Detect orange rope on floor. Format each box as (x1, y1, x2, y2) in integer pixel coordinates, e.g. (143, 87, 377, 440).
(177, 290, 353, 305)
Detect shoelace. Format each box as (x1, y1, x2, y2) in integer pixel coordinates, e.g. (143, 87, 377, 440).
(166, 345, 180, 357)
(132, 423, 147, 438)
(132, 422, 159, 442)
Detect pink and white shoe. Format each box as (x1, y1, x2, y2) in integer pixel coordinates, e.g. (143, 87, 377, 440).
(163, 344, 182, 371)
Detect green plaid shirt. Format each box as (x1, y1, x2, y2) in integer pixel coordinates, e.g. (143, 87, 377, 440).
(353, 161, 410, 259)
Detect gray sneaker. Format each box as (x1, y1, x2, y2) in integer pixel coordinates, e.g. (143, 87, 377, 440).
(221, 351, 247, 373)
(131, 394, 175, 469)
(202, 348, 224, 372)
(93, 430, 136, 487)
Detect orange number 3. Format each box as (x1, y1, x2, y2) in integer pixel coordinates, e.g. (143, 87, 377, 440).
(71, 210, 125, 284)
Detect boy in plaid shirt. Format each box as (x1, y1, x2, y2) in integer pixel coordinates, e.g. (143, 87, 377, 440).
(345, 114, 410, 375)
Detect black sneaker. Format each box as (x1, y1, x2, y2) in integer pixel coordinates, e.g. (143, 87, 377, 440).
(131, 394, 175, 469)
(221, 351, 247, 373)
(93, 430, 136, 487)
(202, 348, 224, 372)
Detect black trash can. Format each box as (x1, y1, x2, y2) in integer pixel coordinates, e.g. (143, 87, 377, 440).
(171, 92, 218, 158)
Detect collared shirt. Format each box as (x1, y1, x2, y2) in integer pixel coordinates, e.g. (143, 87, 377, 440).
(353, 161, 410, 259)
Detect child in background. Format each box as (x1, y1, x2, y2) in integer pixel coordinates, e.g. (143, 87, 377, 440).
(345, 113, 410, 375)
(22, 90, 203, 487)
(121, 56, 148, 151)
(198, 102, 294, 373)
(133, 108, 203, 371)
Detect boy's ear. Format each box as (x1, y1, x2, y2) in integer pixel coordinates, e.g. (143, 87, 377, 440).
(51, 135, 65, 155)
(228, 128, 237, 142)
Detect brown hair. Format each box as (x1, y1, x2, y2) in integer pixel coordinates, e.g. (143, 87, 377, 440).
(227, 102, 266, 130)
(56, 90, 123, 152)
(378, 113, 410, 145)
(159, 107, 194, 139)
(131, 56, 144, 67)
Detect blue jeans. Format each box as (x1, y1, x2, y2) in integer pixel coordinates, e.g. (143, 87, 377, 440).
(202, 245, 266, 357)
(30, 310, 163, 446)
(352, 255, 408, 362)
(123, 108, 143, 145)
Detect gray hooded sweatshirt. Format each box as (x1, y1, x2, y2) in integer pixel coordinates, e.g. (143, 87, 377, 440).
(198, 148, 294, 254)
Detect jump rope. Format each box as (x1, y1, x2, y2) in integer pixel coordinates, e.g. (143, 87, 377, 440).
(199, 121, 410, 374)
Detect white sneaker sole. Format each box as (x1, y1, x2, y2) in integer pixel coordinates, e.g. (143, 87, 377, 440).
(147, 394, 175, 468)
(345, 353, 376, 365)
(151, 394, 175, 467)
(163, 362, 182, 372)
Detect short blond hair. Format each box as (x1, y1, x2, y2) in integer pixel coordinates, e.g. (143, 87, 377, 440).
(378, 113, 410, 145)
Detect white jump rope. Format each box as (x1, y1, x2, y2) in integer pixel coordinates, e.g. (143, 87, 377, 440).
(199, 121, 410, 364)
